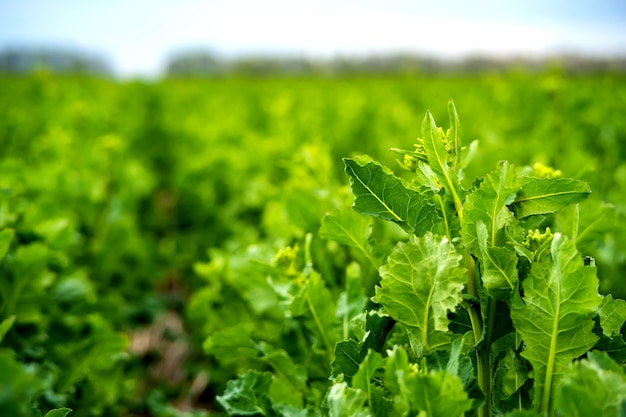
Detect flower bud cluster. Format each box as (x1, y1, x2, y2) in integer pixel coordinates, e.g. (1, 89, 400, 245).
(532, 162, 562, 178)
(523, 227, 554, 252)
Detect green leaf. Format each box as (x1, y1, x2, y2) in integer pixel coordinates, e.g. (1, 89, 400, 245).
(203, 323, 259, 363)
(376, 233, 465, 355)
(268, 373, 304, 409)
(421, 112, 453, 186)
(331, 312, 395, 381)
(0, 315, 15, 343)
(337, 263, 369, 339)
(217, 370, 275, 416)
(504, 411, 542, 417)
(332, 340, 364, 380)
(384, 345, 409, 397)
(400, 370, 473, 417)
(598, 295, 626, 337)
(0, 351, 42, 417)
(352, 350, 384, 391)
(362, 311, 396, 353)
(343, 158, 439, 235)
(259, 343, 308, 393)
(291, 270, 338, 355)
(448, 99, 461, 168)
(591, 315, 626, 365)
(205, 325, 308, 394)
(555, 352, 626, 417)
(462, 160, 519, 253)
(421, 111, 463, 208)
(325, 382, 370, 417)
(509, 177, 591, 219)
(2, 242, 50, 317)
(320, 209, 380, 268)
(511, 234, 601, 414)
(53, 315, 128, 393)
(555, 200, 620, 249)
(446, 337, 464, 376)
(0, 228, 14, 260)
(476, 221, 518, 299)
(43, 408, 73, 417)
(352, 350, 388, 417)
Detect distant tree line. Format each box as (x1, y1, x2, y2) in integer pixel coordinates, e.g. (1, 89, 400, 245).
(1, 46, 625, 77)
(165, 50, 626, 77)
(0, 47, 111, 76)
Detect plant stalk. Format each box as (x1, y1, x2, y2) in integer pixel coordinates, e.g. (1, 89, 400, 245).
(464, 252, 491, 417)
(451, 182, 491, 417)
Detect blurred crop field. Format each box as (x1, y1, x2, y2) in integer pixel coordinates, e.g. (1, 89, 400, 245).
(1, 70, 625, 416)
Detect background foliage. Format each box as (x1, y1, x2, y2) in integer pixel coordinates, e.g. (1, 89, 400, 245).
(0, 69, 625, 415)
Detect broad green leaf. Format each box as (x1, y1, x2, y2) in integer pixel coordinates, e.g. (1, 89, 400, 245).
(217, 370, 274, 416)
(343, 158, 439, 235)
(509, 177, 591, 219)
(0, 315, 15, 343)
(400, 369, 473, 417)
(326, 382, 370, 417)
(476, 221, 518, 299)
(44, 408, 73, 417)
(598, 295, 626, 337)
(0, 228, 14, 260)
(511, 234, 601, 414)
(462, 160, 519, 253)
(320, 209, 380, 268)
(555, 352, 626, 417)
(376, 233, 465, 354)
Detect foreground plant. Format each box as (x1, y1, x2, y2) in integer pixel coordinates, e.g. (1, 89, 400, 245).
(210, 101, 626, 416)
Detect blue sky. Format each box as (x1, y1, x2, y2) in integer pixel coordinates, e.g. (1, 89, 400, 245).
(1, 0, 625, 77)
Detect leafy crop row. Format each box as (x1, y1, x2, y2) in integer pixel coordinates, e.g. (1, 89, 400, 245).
(210, 102, 626, 416)
(1, 74, 625, 416)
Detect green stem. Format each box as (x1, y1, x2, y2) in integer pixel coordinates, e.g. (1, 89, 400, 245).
(482, 298, 498, 417)
(435, 194, 452, 240)
(464, 253, 490, 417)
(448, 178, 490, 417)
(516, 332, 522, 410)
(440, 156, 490, 416)
(421, 355, 428, 374)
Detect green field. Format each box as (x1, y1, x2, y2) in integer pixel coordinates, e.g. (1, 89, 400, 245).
(1, 71, 625, 416)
